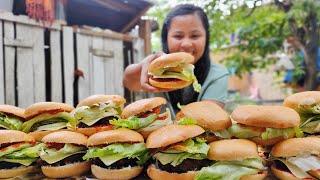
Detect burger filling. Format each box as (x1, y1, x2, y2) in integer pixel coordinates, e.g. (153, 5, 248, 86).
(0, 112, 23, 130)
(300, 115, 320, 135)
(91, 157, 138, 169)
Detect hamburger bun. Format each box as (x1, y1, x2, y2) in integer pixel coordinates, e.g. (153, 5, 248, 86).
(146, 124, 205, 148)
(0, 130, 34, 144)
(28, 130, 59, 142)
(178, 101, 231, 131)
(41, 161, 90, 178)
(240, 173, 267, 180)
(91, 164, 143, 180)
(87, 128, 144, 146)
(248, 136, 291, 146)
(283, 91, 320, 113)
(231, 105, 300, 128)
(271, 165, 300, 180)
(41, 130, 88, 146)
(147, 164, 197, 180)
(76, 94, 126, 108)
(149, 78, 193, 89)
(0, 104, 25, 119)
(24, 102, 74, 119)
(75, 125, 113, 137)
(0, 166, 36, 179)
(208, 139, 259, 161)
(121, 97, 166, 119)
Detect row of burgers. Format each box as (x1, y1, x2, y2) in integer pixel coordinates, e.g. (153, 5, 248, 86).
(0, 91, 319, 179)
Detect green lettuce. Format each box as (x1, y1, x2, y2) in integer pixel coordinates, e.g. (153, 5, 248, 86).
(177, 117, 197, 125)
(228, 124, 262, 139)
(297, 104, 320, 116)
(261, 127, 303, 139)
(300, 115, 320, 134)
(109, 113, 157, 130)
(0, 112, 23, 130)
(209, 129, 232, 139)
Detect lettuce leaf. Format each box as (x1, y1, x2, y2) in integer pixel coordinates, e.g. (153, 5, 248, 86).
(109, 113, 157, 130)
(0, 158, 37, 166)
(288, 155, 320, 172)
(177, 117, 197, 125)
(0, 143, 33, 157)
(40, 144, 86, 164)
(0, 112, 23, 130)
(273, 158, 313, 179)
(210, 129, 232, 139)
(261, 127, 303, 139)
(228, 124, 262, 139)
(300, 115, 320, 134)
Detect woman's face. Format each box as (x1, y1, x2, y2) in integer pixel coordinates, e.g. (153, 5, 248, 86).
(167, 13, 206, 64)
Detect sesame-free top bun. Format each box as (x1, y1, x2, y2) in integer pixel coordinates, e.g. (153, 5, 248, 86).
(146, 124, 205, 148)
(231, 105, 300, 128)
(76, 94, 126, 108)
(121, 97, 167, 119)
(0, 130, 34, 144)
(283, 91, 320, 112)
(208, 139, 259, 161)
(148, 52, 194, 74)
(41, 131, 87, 146)
(0, 104, 25, 119)
(179, 101, 231, 131)
(87, 128, 144, 146)
(271, 137, 320, 158)
(24, 102, 74, 119)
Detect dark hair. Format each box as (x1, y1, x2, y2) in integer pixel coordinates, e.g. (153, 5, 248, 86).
(161, 4, 211, 111)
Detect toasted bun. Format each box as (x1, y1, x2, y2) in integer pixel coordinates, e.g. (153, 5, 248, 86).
(249, 136, 292, 146)
(0, 130, 34, 144)
(0, 104, 25, 119)
(240, 173, 267, 180)
(147, 164, 197, 180)
(231, 105, 300, 128)
(87, 128, 144, 146)
(0, 166, 36, 178)
(77, 94, 126, 108)
(283, 91, 320, 113)
(121, 97, 166, 118)
(179, 101, 231, 131)
(208, 139, 259, 161)
(28, 130, 60, 142)
(41, 161, 90, 178)
(271, 166, 300, 180)
(138, 128, 154, 139)
(148, 52, 194, 73)
(75, 125, 113, 137)
(146, 124, 204, 148)
(42, 131, 87, 145)
(24, 102, 74, 119)
(91, 165, 143, 180)
(149, 77, 193, 89)
(271, 137, 320, 157)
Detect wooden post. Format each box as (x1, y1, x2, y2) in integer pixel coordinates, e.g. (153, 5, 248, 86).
(139, 20, 152, 56)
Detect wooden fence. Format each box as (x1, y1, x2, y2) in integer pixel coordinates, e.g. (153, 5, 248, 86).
(0, 12, 139, 108)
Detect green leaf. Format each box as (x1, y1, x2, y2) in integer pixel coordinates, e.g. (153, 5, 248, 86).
(109, 113, 157, 130)
(0, 112, 23, 130)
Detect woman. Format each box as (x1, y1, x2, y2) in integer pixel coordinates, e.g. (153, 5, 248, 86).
(123, 4, 229, 116)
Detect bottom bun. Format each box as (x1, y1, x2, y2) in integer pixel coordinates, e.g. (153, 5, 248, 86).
(271, 165, 301, 180)
(249, 136, 287, 146)
(41, 161, 90, 178)
(0, 166, 36, 178)
(91, 164, 143, 180)
(76, 126, 113, 137)
(147, 164, 197, 180)
(240, 173, 267, 180)
(149, 78, 192, 89)
(29, 130, 60, 142)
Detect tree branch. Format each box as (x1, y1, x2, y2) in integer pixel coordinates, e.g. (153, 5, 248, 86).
(245, 0, 259, 18)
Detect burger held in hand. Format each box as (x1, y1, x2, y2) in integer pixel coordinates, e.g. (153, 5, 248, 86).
(270, 137, 320, 180)
(83, 128, 151, 180)
(22, 102, 76, 141)
(0, 130, 43, 178)
(72, 94, 126, 136)
(146, 124, 211, 180)
(283, 91, 320, 136)
(38, 131, 90, 178)
(110, 97, 172, 139)
(176, 101, 231, 143)
(0, 104, 25, 130)
(148, 52, 201, 92)
(195, 139, 267, 180)
(229, 105, 303, 146)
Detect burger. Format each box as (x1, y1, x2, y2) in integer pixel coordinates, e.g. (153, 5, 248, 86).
(22, 102, 76, 141)
(83, 128, 150, 180)
(176, 101, 232, 142)
(283, 91, 320, 136)
(146, 124, 211, 180)
(38, 131, 90, 178)
(148, 52, 201, 92)
(195, 139, 267, 180)
(0, 104, 25, 130)
(270, 137, 320, 180)
(229, 105, 302, 146)
(72, 94, 126, 136)
(110, 97, 172, 139)
(0, 130, 44, 178)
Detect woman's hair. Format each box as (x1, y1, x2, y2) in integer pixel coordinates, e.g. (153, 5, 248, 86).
(161, 4, 211, 111)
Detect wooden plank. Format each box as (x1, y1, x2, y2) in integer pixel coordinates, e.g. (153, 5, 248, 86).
(77, 28, 133, 42)
(111, 39, 124, 96)
(76, 33, 90, 101)
(62, 26, 75, 105)
(16, 24, 34, 108)
(92, 35, 105, 94)
(50, 30, 63, 102)
(0, 20, 4, 104)
(3, 37, 33, 48)
(32, 26, 46, 103)
(103, 38, 114, 95)
(4, 21, 15, 105)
